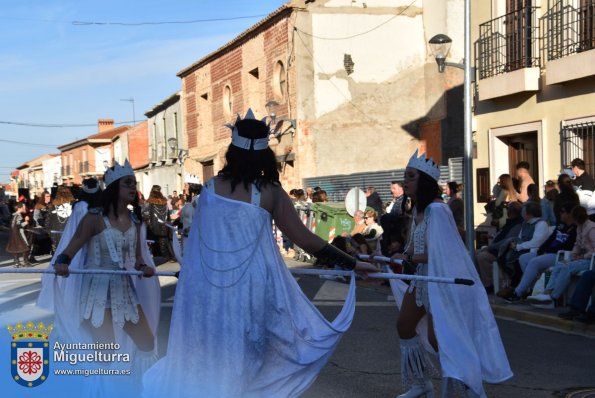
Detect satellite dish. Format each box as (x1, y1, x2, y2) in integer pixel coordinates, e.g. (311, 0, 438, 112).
(344, 187, 366, 217)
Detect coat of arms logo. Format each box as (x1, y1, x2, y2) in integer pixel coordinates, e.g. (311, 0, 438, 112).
(7, 321, 53, 387)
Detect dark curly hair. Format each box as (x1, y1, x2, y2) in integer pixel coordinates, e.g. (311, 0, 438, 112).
(412, 171, 442, 213)
(218, 118, 280, 192)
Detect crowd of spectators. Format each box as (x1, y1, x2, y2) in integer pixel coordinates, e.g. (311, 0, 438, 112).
(480, 158, 595, 323)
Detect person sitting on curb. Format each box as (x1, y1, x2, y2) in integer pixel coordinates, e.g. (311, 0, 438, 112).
(503, 202, 577, 303)
(362, 209, 383, 251)
(496, 201, 550, 297)
(476, 201, 524, 293)
(528, 205, 595, 307)
(558, 269, 595, 324)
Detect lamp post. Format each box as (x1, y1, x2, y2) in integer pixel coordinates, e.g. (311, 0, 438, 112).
(428, 3, 474, 257)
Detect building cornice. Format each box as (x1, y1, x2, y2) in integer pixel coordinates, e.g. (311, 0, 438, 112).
(177, 5, 295, 78)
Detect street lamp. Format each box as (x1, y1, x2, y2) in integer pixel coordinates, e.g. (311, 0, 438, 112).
(265, 100, 279, 125)
(264, 100, 296, 143)
(428, 23, 475, 257)
(167, 137, 177, 151)
(167, 137, 188, 165)
(429, 34, 454, 73)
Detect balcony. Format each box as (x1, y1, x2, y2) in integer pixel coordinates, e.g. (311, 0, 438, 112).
(476, 6, 541, 100)
(543, 0, 595, 85)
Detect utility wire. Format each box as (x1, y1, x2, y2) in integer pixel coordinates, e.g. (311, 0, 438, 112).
(0, 120, 135, 128)
(0, 14, 268, 26)
(293, 0, 417, 40)
(0, 139, 58, 147)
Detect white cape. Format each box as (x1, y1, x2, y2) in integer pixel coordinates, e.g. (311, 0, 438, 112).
(36, 203, 161, 397)
(144, 185, 356, 398)
(390, 203, 512, 395)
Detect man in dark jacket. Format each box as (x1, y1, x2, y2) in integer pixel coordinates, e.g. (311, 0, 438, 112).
(571, 158, 595, 191)
(365, 186, 383, 217)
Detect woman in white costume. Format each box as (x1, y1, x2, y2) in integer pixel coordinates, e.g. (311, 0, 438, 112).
(53, 162, 161, 397)
(390, 151, 512, 398)
(144, 110, 375, 398)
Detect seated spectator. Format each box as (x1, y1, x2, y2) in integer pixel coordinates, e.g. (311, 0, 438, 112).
(342, 210, 366, 237)
(378, 213, 408, 258)
(491, 174, 519, 229)
(528, 205, 595, 307)
(542, 180, 558, 223)
(477, 201, 523, 292)
(503, 202, 577, 303)
(496, 201, 550, 295)
(558, 270, 595, 324)
(350, 233, 373, 256)
(527, 183, 556, 227)
(362, 209, 383, 250)
(554, 173, 580, 224)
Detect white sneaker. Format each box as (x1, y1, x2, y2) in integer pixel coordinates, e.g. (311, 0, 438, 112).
(526, 293, 553, 304)
(396, 379, 434, 398)
(530, 301, 555, 309)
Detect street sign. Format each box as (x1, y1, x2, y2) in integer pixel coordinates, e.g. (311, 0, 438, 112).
(344, 187, 366, 217)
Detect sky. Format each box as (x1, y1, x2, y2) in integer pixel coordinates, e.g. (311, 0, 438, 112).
(0, 0, 288, 182)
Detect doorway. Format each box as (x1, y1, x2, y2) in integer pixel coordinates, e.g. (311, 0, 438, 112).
(502, 131, 539, 183)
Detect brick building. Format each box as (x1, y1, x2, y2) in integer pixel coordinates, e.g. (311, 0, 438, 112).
(58, 120, 129, 186)
(178, 0, 464, 189)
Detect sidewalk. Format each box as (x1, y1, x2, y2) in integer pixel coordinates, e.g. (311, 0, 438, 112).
(282, 254, 595, 338)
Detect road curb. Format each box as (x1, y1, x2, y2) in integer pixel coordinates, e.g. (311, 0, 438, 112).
(491, 303, 595, 337)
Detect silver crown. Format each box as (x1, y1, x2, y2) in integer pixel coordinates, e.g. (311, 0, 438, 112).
(104, 159, 135, 187)
(406, 150, 441, 181)
(225, 108, 270, 150)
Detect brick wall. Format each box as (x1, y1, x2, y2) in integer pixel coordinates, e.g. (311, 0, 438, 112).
(127, 121, 149, 169)
(181, 13, 295, 185)
(211, 47, 244, 141)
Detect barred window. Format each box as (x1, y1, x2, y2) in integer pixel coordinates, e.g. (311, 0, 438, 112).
(561, 121, 595, 176)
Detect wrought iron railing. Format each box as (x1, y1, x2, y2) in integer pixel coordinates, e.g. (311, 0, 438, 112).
(561, 121, 595, 176)
(476, 6, 540, 79)
(543, 0, 595, 61)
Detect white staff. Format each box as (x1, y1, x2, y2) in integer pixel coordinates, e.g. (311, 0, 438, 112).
(0, 266, 474, 285)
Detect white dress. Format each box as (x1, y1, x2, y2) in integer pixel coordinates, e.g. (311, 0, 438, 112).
(144, 179, 356, 398)
(389, 203, 512, 396)
(79, 217, 140, 329)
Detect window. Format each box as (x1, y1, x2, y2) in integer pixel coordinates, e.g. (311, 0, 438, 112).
(476, 168, 490, 203)
(249, 67, 259, 79)
(223, 85, 232, 117)
(202, 160, 214, 181)
(561, 121, 595, 177)
(273, 61, 285, 100)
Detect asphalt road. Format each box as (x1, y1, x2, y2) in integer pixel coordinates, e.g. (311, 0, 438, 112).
(1, 229, 594, 397)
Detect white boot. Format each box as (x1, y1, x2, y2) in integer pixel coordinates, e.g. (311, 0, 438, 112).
(396, 379, 434, 398)
(397, 336, 435, 398)
(440, 378, 487, 398)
